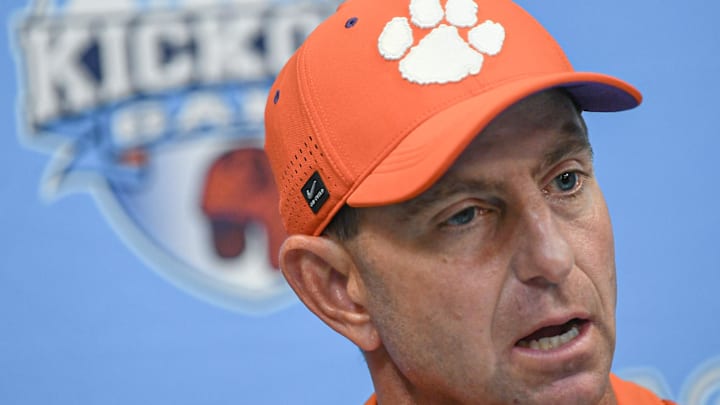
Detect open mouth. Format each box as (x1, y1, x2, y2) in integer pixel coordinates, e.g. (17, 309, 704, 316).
(516, 318, 587, 351)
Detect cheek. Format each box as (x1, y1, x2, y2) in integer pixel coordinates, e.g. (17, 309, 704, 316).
(354, 234, 504, 368)
(573, 193, 617, 305)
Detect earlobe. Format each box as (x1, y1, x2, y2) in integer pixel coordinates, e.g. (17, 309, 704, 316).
(279, 235, 381, 351)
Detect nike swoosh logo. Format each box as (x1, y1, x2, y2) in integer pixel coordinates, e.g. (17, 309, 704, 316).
(305, 180, 317, 199)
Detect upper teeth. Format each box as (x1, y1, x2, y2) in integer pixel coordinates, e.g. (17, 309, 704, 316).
(517, 324, 580, 351)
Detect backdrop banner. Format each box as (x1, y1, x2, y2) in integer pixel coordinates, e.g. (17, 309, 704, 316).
(2, 1, 719, 404)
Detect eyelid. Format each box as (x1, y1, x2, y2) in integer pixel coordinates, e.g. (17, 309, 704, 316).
(542, 158, 590, 185)
(442, 206, 478, 227)
(436, 198, 495, 228)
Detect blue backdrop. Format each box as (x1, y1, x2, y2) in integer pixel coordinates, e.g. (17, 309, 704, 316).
(1, 1, 719, 404)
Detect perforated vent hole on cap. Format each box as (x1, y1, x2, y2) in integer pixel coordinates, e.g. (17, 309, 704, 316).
(309, 136, 322, 157)
(281, 133, 342, 232)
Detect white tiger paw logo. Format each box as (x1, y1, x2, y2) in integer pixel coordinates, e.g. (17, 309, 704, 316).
(378, 0, 506, 85)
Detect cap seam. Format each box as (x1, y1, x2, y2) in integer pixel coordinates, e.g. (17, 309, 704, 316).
(297, 31, 356, 235)
(300, 33, 354, 188)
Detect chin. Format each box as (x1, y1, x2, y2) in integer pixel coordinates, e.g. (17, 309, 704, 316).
(525, 371, 612, 405)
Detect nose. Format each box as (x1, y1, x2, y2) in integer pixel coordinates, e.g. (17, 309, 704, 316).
(510, 198, 574, 286)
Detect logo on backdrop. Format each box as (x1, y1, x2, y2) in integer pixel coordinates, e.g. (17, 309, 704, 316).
(11, 0, 333, 314)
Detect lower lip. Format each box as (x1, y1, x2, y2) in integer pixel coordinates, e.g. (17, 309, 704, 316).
(511, 321, 594, 366)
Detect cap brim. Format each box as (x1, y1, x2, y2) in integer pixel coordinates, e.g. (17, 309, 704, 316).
(346, 72, 641, 207)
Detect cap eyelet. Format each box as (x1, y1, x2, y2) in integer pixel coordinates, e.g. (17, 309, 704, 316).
(273, 90, 280, 104)
(345, 17, 358, 29)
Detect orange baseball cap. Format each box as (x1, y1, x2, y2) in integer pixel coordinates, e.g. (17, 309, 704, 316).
(264, 0, 642, 236)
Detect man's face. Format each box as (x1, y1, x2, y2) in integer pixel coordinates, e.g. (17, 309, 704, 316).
(346, 91, 617, 404)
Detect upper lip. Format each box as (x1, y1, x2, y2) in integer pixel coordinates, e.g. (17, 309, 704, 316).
(514, 310, 591, 344)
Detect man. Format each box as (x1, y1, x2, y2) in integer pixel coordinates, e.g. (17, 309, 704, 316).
(264, 0, 676, 403)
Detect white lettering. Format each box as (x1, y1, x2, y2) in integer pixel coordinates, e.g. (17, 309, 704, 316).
(17, 4, 331, 127)
(22, 23, 96, 124)
(97, 18, 132, 101)
(309, 188, 325, 207)
(134, 14, 193, 92)
(194, 10, 265, 82)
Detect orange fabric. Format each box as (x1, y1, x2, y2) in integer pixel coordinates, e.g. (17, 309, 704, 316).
(362, 374, 676, 404)
(264, 0, 642, 236)
(610, 374, 677, 405)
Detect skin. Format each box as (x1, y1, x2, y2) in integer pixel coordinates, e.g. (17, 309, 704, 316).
(280, 90, 618, 405)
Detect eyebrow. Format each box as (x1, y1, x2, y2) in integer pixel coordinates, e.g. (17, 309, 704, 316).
(398, 119, 593, 220)
(533, 120, 593, 179)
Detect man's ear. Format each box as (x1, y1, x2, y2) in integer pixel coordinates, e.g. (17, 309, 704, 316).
(279, 235, 380, 351)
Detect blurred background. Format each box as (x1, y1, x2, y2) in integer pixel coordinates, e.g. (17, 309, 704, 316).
(1, 0, 718, 404)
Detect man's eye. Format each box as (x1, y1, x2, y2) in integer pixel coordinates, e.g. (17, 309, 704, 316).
(553, 172, 579, 192)
(446, 207, 477, 226)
